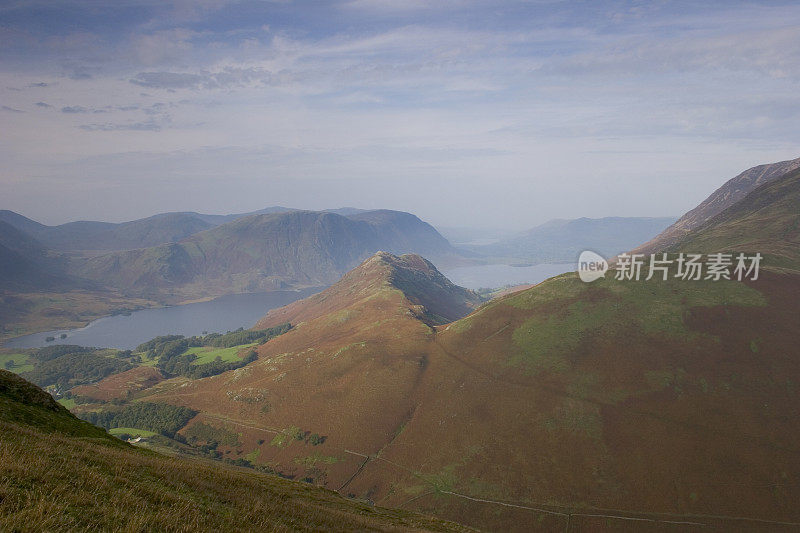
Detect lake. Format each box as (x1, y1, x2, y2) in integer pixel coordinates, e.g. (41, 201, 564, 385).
(441, 263, 573, 290)
(4, 288, 322, 350)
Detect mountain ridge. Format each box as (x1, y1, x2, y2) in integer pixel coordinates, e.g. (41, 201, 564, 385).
(633, 155, 800, 254)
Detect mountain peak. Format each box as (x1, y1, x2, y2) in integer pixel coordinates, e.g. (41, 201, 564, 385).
(257, 252, 482, 329)
(634, 156, 800, 254)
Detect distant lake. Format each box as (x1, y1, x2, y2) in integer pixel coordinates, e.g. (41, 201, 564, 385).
(441, 263, 573, 290)
(4, 288, 322, 351)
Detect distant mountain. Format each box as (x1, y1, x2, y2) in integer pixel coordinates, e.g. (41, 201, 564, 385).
(70, 210, 462, 301)
(0, 206, 372, 253)
(0, 210, 215, 252)
(257, 251, 483, 329)
(0, 369, 468, 531)
(0, 210, 47, 236)
(633, 156, 800, 254)
(464, 216, 675, 263)
(190, 206, 295, 226)
(435, 226, 520, 246)
(0, 221, 71, 290)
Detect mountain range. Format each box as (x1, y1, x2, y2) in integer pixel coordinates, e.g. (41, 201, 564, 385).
(0, 208, 459, 301)
(0, 206, 365, 252)
(70, 210, 461, 301)
(460, 216, 676, 263)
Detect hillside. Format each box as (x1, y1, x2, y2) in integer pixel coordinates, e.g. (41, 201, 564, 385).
(123, 167, 800, 531)
(634, 156, 800, 254)
(71, 210, 462, 302)
(464, 217, 675, 263)
(0, 369, 470, 532)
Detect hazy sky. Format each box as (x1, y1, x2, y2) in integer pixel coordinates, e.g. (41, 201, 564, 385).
(2, 0, 799, 229)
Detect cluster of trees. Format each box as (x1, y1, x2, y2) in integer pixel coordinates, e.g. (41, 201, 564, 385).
(21, 348, 133, 389)
(203, 324, 291, 348)
(79, 402, 197, 438)
(33, 345, 96, 362)
(135, 324, 290, 379)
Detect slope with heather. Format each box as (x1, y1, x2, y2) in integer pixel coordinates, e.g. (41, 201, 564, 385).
(0, 369, 471, 532)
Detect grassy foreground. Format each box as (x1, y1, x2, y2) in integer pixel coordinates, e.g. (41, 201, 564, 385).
(0, 370, 469, 532)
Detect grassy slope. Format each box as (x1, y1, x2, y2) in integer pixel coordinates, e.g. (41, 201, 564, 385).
(0, 369, 470, 532)
(140, 172, 800, 531)
(0, 352, 34, 373)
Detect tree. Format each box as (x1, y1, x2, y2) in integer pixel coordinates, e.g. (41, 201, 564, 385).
(4, 360, 14, 370)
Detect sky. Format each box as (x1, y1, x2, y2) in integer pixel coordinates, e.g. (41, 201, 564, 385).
(1, 0, 799, 230)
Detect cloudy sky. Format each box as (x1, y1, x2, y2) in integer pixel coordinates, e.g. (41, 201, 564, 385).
(2, 0, 799, 229)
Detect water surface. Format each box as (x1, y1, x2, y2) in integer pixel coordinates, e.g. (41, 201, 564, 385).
(5, 288, 322, 350)
(441, 263, 573, 290)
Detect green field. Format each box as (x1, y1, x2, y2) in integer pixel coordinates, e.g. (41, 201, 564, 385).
(58, 398, 76, 410)
(0, 352, 34, 374)
(185, 343, 256, 365)
(109, 427, 159, 438)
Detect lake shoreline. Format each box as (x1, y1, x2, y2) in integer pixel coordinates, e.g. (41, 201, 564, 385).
(2, 287, 324, 350)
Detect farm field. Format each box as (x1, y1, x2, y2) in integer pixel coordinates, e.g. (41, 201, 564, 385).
(185, 343, 256, 365)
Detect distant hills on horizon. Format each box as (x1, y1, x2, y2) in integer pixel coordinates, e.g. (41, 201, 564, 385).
(0, 203, 680, 300)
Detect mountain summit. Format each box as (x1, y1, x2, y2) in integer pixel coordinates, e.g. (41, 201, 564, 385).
(634, 156, 800, 254)
(257, 251, 483, 329)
